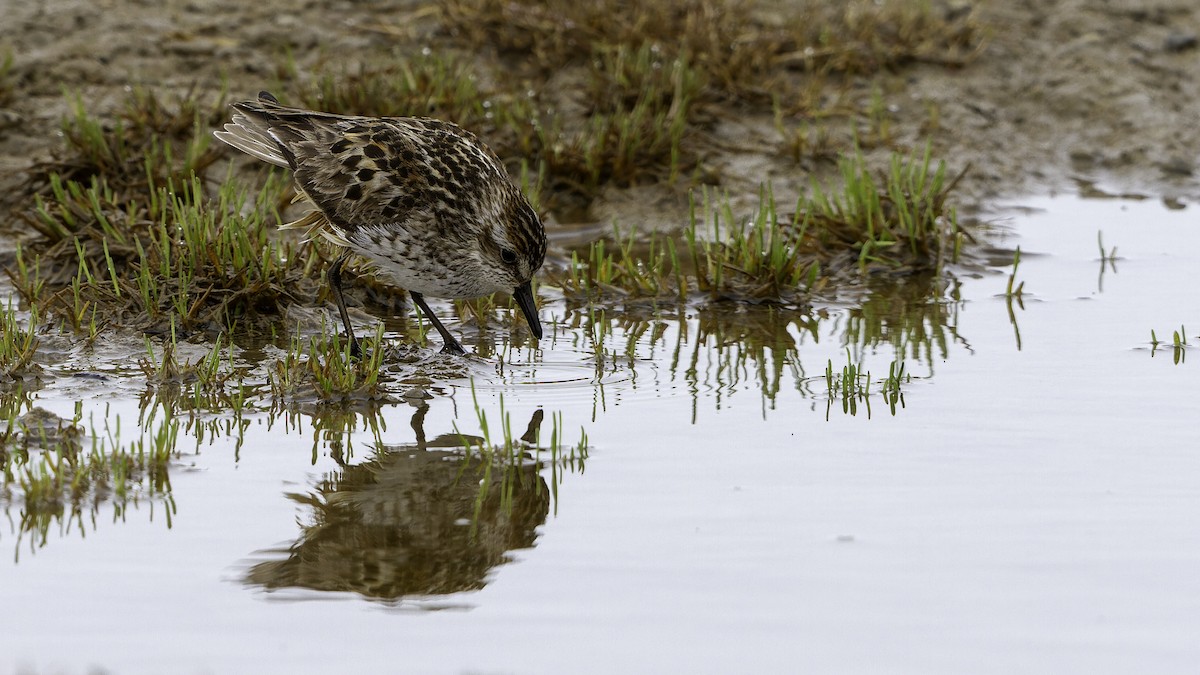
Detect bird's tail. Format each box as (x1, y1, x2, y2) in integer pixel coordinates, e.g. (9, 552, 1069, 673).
(212, 91, 291, 168)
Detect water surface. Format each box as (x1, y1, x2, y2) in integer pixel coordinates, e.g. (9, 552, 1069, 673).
(2, 195, 1198, 674)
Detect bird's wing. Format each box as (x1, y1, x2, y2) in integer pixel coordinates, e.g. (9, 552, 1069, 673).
(218, 102, 419, 231)
(277, 119, 436, 231)
(217, 96, 507, 237)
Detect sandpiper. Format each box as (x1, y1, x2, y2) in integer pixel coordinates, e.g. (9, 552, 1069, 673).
(214, 91, 546, 355)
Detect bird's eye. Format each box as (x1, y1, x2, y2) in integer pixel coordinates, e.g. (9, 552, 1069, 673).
(500, 248, 518, 265)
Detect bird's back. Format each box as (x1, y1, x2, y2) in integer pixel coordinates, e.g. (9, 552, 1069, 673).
(215, 94, 511, 242)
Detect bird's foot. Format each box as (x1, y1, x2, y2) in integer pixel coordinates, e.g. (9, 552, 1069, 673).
(439, 339, 467, 356)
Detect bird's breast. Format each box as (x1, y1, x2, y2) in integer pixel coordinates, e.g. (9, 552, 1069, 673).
(349, 227, 496, 299)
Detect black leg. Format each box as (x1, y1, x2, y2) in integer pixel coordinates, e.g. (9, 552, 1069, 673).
(410, 291, 465, 355)
(327, 251, 362, 358)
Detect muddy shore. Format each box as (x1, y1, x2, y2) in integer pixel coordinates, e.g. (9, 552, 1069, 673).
(1, 0, 1198, 225)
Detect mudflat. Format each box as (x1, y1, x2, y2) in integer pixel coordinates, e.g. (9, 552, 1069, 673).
(0, 0, 1196, 220)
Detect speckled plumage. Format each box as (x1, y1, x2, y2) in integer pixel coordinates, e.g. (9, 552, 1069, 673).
(214, 91, 546, 354)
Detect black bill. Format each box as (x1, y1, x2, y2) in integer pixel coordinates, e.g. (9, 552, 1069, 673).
(512, 281, 543, 339)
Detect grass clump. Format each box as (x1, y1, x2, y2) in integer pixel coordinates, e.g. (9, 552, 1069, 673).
(6, 88, 348, 341)
(788, 1, 983, 75)
(31, 88, 224, 197)
(140, 335, 235, 390)
(555, 148, 965, 304)
(284, 45, 700, 209)
(295, 52, 490, 123)
(686, 185, 824, 302)
(11, 164, 323, 338)
(690, 145, 968, 301)
(545, 44, 702, 192)
(0, 300, 41, 387)
(281, 0, 980, 213)
(441, 0, 981, 102)
(799, 146, 966, 270)
(0, 50, 14, 108)
(434, 0, 982, 213)
(560, 225, 685, 301)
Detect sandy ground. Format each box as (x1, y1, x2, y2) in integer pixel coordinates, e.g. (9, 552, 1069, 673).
(1, 0, 1199, 222)
(921, 0, 1200, 204)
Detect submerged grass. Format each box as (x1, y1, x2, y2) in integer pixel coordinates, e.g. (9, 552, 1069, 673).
(564, 294, 954, 422)
(1150, 325, 1189, 365)
(667, 307, 821, 419)
(138, 333, 255, 416)
(1003, 247, 1025, 350)
(267, 325, 391, 405)
(824, 351, 909, 419)
(842, 274, 964, 366)
(1005, 247, 1025, 299)
(1, 404, 178, 559)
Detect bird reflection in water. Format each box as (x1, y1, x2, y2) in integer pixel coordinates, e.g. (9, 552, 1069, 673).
(243, 405, 552, 604)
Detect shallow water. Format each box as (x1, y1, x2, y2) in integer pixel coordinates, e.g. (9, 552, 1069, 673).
(2, 195, 1198, 674)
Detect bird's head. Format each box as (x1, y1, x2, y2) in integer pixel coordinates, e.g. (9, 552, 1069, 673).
(476, 188, 547, 339)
